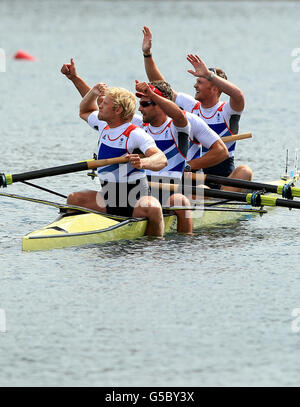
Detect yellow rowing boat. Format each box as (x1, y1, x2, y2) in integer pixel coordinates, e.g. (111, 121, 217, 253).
(23, 172, 298, 251)
(21, 201, 258, 252)
(0, 168, 298, 251)
(1, 150, 299, 251)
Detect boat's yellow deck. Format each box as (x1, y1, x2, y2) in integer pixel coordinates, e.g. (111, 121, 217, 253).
(22, 174, 299, 251)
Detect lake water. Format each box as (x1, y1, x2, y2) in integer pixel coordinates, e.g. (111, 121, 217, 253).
(1, 0, 300, 387)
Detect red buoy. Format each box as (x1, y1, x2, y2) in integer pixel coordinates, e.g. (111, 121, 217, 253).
(14, 50, 36, 61)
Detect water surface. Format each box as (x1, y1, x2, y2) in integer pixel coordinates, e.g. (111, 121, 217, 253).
(1, 0, 300, 387)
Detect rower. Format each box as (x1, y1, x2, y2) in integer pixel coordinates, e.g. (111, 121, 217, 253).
(134, 80, 233, 202)
(68, 84, 168, 237)
(133, 80, 193, 234)
(141, 26, 253, 192)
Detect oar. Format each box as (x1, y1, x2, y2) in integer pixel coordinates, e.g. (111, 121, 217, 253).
(0, 191, 138, 220)
(0, 156, 130, 187)
(189, 173, 300, 199)
(148, 181, 300, 210)
(162, 205, 267, 214)
(221, 132, 252, 143)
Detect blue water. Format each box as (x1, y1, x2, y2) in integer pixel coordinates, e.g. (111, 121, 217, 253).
(1, 0, 300, 387)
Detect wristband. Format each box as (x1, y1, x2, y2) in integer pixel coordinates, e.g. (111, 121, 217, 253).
(184, 164, 192, 172)
(206, 71, 215, 81)
(143, 53, 152, 58)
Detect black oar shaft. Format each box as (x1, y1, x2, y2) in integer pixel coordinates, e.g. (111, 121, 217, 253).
(149, 181, 300, 210)
(0, 156, 131, 187)
(11, 162, 89, 183)
(204, 175, 278, 193)
(193, 186, 248, 201)
(191, 173, 300, 198)
(194, 186, 300, 209)
(274, 197, 300, 209)
(20, 181, 68, 199)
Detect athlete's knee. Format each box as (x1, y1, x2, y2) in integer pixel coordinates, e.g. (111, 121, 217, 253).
(135, 196, 162, 218)
(67, 190, 94, 207)
(232, 165, 253, 180)
(170, 193, 191, 207)
(139, 195, 160, 208)
(67, 192, 81, 205)
(240, 165, 253, 180)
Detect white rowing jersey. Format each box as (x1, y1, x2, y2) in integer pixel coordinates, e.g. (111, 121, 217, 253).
(175, 93, 242, 158)
(88, 112, 156, 183)
(132, 114, 190, 180)
(185, 111, 220, 161)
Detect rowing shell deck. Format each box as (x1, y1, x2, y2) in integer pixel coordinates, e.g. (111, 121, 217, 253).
(21, 201, 260, 252)
(21, 175, 299, 252)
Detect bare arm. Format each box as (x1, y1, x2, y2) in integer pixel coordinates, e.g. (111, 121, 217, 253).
(142, 27, 179, 101)
(188, 139, 229, 171)
(135, 80, 187, 127)
(128, 147, 168, 171)
(61, 58, 91, 98)
(187, 54, 245, 112)
(142, 26, 166, 82)
(79, 83, 107, 122)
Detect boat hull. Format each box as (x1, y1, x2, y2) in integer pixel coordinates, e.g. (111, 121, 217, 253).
(22, 213, 148, 251)
(22, 176, 298, 251)
(21, 202, 252, 252)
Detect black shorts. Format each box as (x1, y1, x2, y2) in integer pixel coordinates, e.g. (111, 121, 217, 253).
(100, 178, 150, 218)
(147, 174, 180, 205)
(203, 157, 235, 189)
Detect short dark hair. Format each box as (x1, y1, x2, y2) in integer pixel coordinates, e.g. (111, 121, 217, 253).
(149, 80, 174, 101)
(209, 67, 227, 80)
(216, 68, 227, 80)
(208, 68, 227, 96)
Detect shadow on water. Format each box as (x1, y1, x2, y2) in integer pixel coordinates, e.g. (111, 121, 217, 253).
(76, 209, 300, 273)
(78, 219, 254, 258)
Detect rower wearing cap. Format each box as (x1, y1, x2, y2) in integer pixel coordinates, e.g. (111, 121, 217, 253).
(134, 80, 229, 190)
(141, 26, 252, 191)
(133, 80, 193, 234)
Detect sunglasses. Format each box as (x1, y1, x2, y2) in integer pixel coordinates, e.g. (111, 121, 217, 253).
(139, 100, 156, 108)
(208, 67, 216, 74)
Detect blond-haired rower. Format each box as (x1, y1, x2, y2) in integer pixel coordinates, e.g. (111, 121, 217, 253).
(67, 84, 168, 236)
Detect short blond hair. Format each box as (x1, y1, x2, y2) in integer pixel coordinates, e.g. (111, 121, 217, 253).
(105, 87, 136, 121)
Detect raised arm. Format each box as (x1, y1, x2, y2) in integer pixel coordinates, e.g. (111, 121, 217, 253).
(135, 80, 187, 128)
(187, 54, 245, 112)
(142, 26, 166, 82)
(61, 58, 91, 98)
(79, 83, 107, 122)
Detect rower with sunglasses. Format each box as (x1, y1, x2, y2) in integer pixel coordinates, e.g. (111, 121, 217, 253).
(141, 26, 252, 191)
(133, 80, 193, 234)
